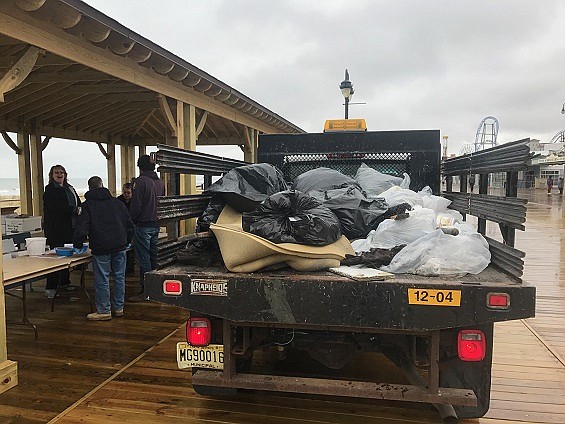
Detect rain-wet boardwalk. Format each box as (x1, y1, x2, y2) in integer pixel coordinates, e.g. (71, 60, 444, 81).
(2, 189, 565, 423)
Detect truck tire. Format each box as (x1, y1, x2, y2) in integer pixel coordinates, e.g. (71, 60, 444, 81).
(439, 323, 494, 418)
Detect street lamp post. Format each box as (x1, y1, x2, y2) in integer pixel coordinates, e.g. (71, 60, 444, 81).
(339, 69, 354, 119)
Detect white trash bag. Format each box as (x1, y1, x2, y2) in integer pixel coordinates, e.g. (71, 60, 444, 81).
(419, 186, 451, 212)
(378, 186, 424, 208)
(382, 228, 491, 276)
(351, 206, 437, 252)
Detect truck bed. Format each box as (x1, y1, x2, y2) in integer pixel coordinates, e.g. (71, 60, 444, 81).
(146, 264, 535, 332)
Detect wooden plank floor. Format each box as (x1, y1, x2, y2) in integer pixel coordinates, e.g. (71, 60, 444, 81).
(3, 188, 565, 423)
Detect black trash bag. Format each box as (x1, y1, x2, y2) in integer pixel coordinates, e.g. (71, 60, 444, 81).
(292, 167, 360, 193)
(204, 163, 288, 212)
(242, 190, 342, 246)
(308, 185, 388, 240)
(196, 195, 226, 233)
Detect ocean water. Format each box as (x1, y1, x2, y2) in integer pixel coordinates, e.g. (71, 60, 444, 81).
(0, 177, 104, 197)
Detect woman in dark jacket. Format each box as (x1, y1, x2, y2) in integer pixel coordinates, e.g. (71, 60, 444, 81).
(43, 164, 81, 298)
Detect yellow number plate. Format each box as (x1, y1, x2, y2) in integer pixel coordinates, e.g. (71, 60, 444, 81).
(176, 342, 224, 370)
(408, 289, 461, 307)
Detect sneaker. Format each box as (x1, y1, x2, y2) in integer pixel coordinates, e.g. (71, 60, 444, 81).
(128, 293, 149, 303)
(114, 309, 124, 317)
(44, 289, 58, 299)
(87, 312, 112, 321)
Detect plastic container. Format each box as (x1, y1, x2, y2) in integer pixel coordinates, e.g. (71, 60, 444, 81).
(55, 247, 74, 257)
(25, 237, 47, 256)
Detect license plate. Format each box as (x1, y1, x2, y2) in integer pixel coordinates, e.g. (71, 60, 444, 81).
(176, 342, 224, 370)
(408, 288, 461, 307)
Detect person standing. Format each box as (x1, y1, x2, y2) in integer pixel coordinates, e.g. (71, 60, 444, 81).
(43, 164, 81, 298)
(128, 155, 165, 302)
(559, 177, 564, 196)
(547, 176, 554, 194)
(73, 176, 134, 320)
(118, 182, 135, 274)
(117, 182, 133, 208)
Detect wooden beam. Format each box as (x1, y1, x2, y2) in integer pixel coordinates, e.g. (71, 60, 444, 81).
(106, 139, 117, 196)
(120, 142, 130, 187)
(16, 132, 32, 214)
(0, 45, 39, 101)
(41, 135, 50, 151)
(196, 110, 208, 136)
(0, 243, 18, 393)
(127, 143, 136, 181)
(1, 131, 21, 154)
(133, 109, 156, 136)
(29, 124, 44, 216)
(197, 136, 244, 146)
(25, 70, 116, 83)
(96, 142, 110, 159)
(158, 94, 176, 136)
(0, 7, 286, 134)
(138, 144, 146, 157)
(177, 100, 197, 235)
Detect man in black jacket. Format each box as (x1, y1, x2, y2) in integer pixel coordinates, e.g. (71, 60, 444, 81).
(74, 176, 134, 321)
(128, 155, 165, 302)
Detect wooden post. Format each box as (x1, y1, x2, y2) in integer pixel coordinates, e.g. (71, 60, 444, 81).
(0, 250, 18, 394)
(177, 101, 197, 235)
(30, 126, 44, 216)
(107, 141, 117, 196)
(127, 143, 136, 180)
(120, 142, 130, 187)
(138, 144, 146, 157)
(16, 132, 32, 215)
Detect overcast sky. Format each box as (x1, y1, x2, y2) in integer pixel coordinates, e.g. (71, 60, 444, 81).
(2, 0, 565, 180)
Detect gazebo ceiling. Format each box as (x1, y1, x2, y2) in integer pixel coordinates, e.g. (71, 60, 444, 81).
(0, 0, 304, 145)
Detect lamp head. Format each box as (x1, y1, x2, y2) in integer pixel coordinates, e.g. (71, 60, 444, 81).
(339, 69, 354, 100)
(561, 103, 565, 115)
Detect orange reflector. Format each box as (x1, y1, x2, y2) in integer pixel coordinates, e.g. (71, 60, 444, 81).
(163, 280, 182, 295)
(487, 292, 510, 309)
(187, 317, 211, 346)
(458, 330, 486, 361)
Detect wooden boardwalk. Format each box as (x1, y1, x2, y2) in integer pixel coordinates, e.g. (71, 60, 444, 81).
(2, 188, 565, 423)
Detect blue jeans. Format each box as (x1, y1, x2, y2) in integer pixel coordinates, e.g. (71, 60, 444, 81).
(133, 226, 159, 290)
(92, 250, 126, 314)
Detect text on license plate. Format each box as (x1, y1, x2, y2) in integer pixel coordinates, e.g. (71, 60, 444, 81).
(176, 342, 224, 370)
(408, 288, 461, 307)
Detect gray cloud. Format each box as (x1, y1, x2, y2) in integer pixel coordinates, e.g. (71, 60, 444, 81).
(2, 0, 565, 179)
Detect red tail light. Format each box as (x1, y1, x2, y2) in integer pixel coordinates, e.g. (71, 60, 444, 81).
(186, 317, 211, 346)
(458, 330, 486, 361)
(487, 292, 510, 309)
(163, 280, 182, 295)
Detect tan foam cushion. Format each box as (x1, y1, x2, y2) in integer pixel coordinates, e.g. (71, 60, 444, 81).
(210, 205, 353, 272)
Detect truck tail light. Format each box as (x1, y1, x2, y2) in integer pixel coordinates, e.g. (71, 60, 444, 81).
(458, 330, 486, 361)
(163, 280, 182, 295)
(487, 292, 510, 309)
(186, 317, 211, 346)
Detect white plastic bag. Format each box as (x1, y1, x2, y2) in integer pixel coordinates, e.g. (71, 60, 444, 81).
(378, 186, 424, 208)
(351, 206, 437, 252)
(382, 229, 491, 276)
(355, 163, 410, 198)
(419, 186, 451, 212)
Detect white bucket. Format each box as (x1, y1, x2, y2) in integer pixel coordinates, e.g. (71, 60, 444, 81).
(25, 237, 47, 256)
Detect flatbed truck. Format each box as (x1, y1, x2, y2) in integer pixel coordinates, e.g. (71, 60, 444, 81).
(146, 129, 535, 420)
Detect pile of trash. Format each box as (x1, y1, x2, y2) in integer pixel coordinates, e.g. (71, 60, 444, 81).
(190, 163, 490, 276)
